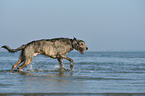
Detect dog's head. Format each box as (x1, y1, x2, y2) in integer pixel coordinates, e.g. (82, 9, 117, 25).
(72, 37, 88, 54)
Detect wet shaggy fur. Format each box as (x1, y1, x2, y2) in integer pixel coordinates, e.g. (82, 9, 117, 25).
(2, 37, 88, 71)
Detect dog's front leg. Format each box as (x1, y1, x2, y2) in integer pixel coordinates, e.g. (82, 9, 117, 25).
(57, 56, 64, 70)
(62, 56, 74, 70)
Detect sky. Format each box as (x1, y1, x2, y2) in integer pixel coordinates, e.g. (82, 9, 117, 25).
(0, 0, 145, 51)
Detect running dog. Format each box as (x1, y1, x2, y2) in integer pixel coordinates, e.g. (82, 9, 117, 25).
(2, 37, 88, 71)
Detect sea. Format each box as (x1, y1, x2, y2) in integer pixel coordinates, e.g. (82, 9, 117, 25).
(0, 51, 145, 96)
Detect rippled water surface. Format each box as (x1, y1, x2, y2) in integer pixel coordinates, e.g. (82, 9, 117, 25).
(0, 52, 145, 94)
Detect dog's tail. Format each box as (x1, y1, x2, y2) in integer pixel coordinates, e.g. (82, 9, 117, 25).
(1, 45, 26, 53)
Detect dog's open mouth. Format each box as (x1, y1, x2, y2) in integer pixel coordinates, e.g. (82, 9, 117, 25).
(79, 47, 85, 54)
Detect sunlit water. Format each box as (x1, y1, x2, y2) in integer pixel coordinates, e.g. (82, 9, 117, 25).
(0, 52, 145, 94)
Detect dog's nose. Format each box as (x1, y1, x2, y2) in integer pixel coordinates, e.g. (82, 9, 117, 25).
(86, 47, 88, 50)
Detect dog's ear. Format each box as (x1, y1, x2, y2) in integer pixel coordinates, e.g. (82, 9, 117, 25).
(72, 37, 78, 49)
(73, 37, 77, 41)
(73, 37, 77, 45)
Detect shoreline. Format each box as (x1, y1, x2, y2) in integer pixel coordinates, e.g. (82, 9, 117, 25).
(0, 93, 145, 96)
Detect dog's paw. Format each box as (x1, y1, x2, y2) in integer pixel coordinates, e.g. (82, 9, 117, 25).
(18, 68, 24, 72)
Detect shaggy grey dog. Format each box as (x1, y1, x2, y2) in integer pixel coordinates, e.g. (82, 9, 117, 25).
(2, 37, 88, 71)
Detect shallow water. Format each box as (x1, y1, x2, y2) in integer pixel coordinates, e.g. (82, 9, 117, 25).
(0, 52, 145, 94)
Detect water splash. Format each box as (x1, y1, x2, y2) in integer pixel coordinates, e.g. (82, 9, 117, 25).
(54, 65, 60, 69)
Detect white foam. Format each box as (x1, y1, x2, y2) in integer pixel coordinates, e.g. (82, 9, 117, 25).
(54, 65, 60, 69)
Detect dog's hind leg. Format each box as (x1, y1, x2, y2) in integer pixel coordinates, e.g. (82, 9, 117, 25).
(17, 58, 33, 71)
(11, 52, 24, 71)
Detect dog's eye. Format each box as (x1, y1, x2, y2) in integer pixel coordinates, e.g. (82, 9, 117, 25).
(80, 42, 84, 45)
